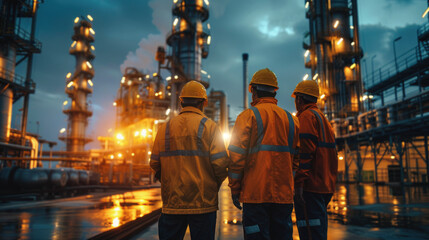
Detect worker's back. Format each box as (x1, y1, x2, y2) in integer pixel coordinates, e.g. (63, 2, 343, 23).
(229, 97, 300, 204)
(151, 106, 228, 214)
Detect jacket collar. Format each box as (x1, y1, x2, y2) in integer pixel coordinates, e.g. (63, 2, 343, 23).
(250, 97, 278, 107)
(180, 106, 206, 117)
(297, 103, 318, 117)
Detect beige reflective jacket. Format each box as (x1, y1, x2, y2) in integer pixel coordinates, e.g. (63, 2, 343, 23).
(150, 106, 229, 214)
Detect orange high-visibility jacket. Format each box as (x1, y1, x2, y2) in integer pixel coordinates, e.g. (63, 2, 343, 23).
(150, 106, 229, 214)
(228, 98, 300, 204)
(294, 103, 338, 194)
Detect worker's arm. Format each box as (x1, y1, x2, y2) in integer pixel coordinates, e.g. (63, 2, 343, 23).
(294, 112, 318, 187)
(227, 110, 252, 196)
(209, 125, 230, 188)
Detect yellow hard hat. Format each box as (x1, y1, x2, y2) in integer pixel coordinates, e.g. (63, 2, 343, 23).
(179, 80, 207, 100)
(291, 80, 319, 98)
(249, 68, 278, 92)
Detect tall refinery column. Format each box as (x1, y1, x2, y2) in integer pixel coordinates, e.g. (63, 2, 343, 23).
(60, 16, 95, 154)
(166, 0, 211, 112)
(304, 0, 362, 119)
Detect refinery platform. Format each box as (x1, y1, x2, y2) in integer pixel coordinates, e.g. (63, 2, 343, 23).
(1, 182, 429, 240)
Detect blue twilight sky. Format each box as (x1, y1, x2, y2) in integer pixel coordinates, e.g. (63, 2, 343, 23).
(13, 0, 428, 150)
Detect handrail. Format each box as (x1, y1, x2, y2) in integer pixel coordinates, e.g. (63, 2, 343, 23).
(0, 66, 35, 90)
(2, 26, 42, 50)
(418, 22, 429, 37)
(364, 44, 429, 89)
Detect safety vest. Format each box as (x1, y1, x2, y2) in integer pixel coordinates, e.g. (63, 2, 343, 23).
(228, 97, 300, 204)
(150, 106, 229, 214)
(295, 103, 338, 194)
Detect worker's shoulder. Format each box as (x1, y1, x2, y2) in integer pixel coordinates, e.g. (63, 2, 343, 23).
(237, 108, 254, 118)
(298, 109, 318, 122)
(202, 116, 217, 126)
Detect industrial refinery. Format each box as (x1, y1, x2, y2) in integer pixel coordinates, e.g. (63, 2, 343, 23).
(0, 0, 428, 239)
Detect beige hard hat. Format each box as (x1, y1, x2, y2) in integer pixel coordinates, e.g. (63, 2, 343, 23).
(179, 80, 208, 100)
(249, 68, 278, 92)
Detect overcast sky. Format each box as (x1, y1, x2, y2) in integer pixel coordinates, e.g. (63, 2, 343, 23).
(14, 0, 428, 150)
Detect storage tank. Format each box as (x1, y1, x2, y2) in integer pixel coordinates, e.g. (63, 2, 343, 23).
(46, 169, 69, 188)
(0, 167, 17, 188)
(78, 170, 89, 185)
(12, 168, 49, 189)
(63, 168, 79, 186)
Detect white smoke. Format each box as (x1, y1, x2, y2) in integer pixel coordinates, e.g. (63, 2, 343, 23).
(120, 0, 170, 73)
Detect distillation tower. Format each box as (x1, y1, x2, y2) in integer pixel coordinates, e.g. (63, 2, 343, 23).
(303, 0, 429, 184)
(164, 0, 211, 112)
(304, 0, 362, 119)
(59, 16, 95, 155)
(0, 0, 41, 167)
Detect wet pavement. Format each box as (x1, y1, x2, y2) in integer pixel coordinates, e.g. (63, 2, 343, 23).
(135, 183, 429, 240)
(0, 183, 428, 239)
(0, 187, 161, 239)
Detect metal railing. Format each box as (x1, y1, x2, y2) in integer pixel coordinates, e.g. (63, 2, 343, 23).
(1, 25, 42, 51)
(0, 66, 35, 91)
(418, 22, 429, 37)
(363, 44, 428, 89)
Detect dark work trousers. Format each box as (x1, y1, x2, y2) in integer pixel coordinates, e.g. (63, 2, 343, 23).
(294, 191, 333, 240)
(158, 211, 216, 240)
(242, 203, 293, 240)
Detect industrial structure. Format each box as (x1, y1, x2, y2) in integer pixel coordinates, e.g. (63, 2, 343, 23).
(303, 0, 429, 184)
(0, 0, 41, 168)
(59, 16, 95, 155)
(0, 1, 96, 194)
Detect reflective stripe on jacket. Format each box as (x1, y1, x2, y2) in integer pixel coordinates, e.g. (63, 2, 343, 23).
(150, 106, 229, 214)
(228, 97, 300, 204)
(295, 103, 338, 194)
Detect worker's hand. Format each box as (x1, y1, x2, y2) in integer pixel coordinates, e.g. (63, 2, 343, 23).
(232, 194, 242, 210)
(295, 186, 305, 205)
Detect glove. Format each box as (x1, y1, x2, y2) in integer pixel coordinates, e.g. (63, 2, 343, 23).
(232, 194, 242, 210)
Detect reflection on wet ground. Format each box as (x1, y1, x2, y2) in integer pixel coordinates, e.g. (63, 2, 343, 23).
(136, 183, 429, 239)
(330, 184, 429, 234)
(0, 188, 162, 239)
(0, 183, 428, 239)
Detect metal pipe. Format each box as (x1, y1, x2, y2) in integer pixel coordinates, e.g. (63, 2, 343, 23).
(373, 142, 378, 183)
(0, 157, 90, 162)
(425, 135, 429, 182)
(20, 0, 39, 161)
(393, 36, 402, 73)
(351, 0, 363, 112)
(242, 53, 249, 110)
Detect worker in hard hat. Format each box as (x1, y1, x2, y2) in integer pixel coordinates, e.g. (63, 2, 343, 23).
(228, 68, 300, 239)
(292, 80, 338, 240)
(150, 80, 229, 240)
